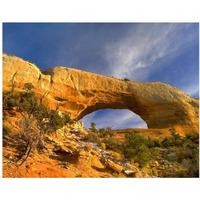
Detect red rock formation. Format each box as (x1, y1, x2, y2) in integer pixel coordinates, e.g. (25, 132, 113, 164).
(3, 53, 199, 134)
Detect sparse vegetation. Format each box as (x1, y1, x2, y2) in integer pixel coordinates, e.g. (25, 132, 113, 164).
(123, 78, 131, 81)
(123, 132, 150, 168)
(24, 83, 34, 91)
(3, 82, 74, 166)
(3, 124, 11, 135)
(82, 132, 100, 143)
(87, 124, 199, 176)
(89, 122, 98, 133)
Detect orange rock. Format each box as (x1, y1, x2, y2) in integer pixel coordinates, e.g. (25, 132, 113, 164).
(134, 172, 142, 178)
(3, 53, 199, 134)
(100, 158, 124, 173)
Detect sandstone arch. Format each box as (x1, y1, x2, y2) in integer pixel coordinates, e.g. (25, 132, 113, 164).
(79, 109, 148, 129)
(3, 53, 199, 134)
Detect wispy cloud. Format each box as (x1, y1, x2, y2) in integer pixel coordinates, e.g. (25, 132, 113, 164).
(80, 109, 147, 130)
(181, 83, 199, 97)
(104, 23, 197, 81)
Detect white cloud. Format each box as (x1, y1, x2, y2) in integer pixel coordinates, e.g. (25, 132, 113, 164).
(181, 83, 199, 97)
(80, 109, 147, 129)
(104, 24, 197, 80)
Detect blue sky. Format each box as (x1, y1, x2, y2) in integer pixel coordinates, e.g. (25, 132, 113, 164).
(3, 23, 199, 129)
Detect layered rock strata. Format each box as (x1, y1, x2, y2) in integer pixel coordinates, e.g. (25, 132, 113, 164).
(3, 53, 199, 134)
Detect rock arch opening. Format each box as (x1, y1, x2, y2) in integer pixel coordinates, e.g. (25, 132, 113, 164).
(78, 109, 148, 130)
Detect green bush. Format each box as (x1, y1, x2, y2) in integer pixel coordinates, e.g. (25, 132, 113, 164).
(123, 132, 150, 168)
(24, 83, 34, 91)
(162, 137, 173, 148)
(3, 124, 11, 135)
(6, 98, 18, 108)
(173, 138, 185, 146)
(3, 91, 20, 108)
(147, 137, 155, 148)
(154, 139, 161, 147)
(89, 122, 98, 133)
(98, 128, 106, 137)
(124, 78, 130, 81)
(3, 88, 73, 135)
(103, 137, 123, 153)
(185, 133, 193, 140)
(98, 127, 114, 138)
(83, 133, 100, 143)
(62, 113, 74, 124)
(19, 91, 39, 117)
(171, 132, 181, 141)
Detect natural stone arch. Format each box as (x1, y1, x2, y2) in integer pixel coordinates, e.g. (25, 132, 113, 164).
(3, 53, 199, 135)
(79, 108, 148, 129)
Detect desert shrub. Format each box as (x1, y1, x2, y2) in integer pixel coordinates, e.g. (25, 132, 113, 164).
(89, 122, 98, 133)
(98, 127, 114, 138)
(190, 133, 199, 142)
(186, 143, 196, 149)
(162, 137, 173, 148)
(171, 132, 181, 141)
(47, 110, 71, 132)
(185, 133, 198, 142)
(3, 124, 11, 135)
(173, 138, 185, 146)
(16, 116, 45, 166)
(154, 139, 161, 147)
(147, 137, 155, 148)
(185, 133, 193, 140)
(103, 137, 123, 153)
(123, 132, 150, 168)
(3, 92, 10, 107)
(19, 91, 39, 117)
(188, 149, 199, 177)
(24, 82, 34, 91)
(6, 98, 18, 108)
(105, 126, 114, 137)
(4, 86, 73, 136)
(98, 128, 106, 137)
(169, 127, 176, 134)
(124, 78, 130, 81)
(62, 113, 74, 124)
(173, 146, 199, 177)
(82, 132, 100, 143)
(124, 144, 150, 168)
(133, 130, 140, 134)
(3, 91, 19, 108)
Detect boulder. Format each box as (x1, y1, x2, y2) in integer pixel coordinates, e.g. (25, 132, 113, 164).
(100, 157, 124, 173)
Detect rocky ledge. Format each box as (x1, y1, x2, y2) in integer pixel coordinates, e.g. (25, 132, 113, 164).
(3, 53, 199, 134)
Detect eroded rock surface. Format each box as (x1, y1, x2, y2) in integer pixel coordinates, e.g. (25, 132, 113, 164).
(3, 53, 199, 134)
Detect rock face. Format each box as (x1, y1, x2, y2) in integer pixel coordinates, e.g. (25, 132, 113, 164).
(3, 53, 199, 134)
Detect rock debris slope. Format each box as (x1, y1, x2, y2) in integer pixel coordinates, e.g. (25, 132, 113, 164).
(3, 53, 199, 134)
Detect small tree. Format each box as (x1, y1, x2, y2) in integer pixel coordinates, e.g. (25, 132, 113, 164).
(162, 137, 173, 148)
(24, 83, 34, 91)
(99, 128, 106, 137)
(17, 116, 44, 166)
(89, 122, 98, 133)
(123, 132, 150, 168)
(105, 126, 114, 137)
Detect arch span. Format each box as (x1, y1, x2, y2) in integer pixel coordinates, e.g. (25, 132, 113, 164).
(3, 53, 199, 134)
(79, 109, 148, 130)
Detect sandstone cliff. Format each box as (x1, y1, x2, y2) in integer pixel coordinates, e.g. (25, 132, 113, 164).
(3, 53, 199, 134)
